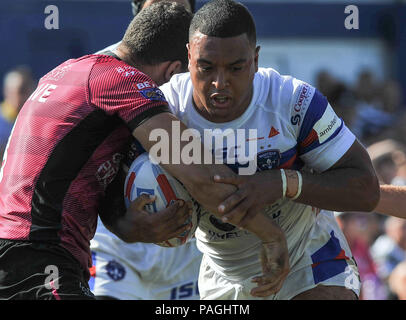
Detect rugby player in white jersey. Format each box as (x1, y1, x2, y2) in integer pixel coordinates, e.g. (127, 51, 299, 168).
(159, 0, 380, 299)
(89, 0, 203, 300)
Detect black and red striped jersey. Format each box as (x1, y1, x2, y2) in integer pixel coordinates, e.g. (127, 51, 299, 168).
(0, 54, 169, 274)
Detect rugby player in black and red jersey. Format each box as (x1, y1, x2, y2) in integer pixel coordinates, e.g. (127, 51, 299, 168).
(0, 2, 198, 300)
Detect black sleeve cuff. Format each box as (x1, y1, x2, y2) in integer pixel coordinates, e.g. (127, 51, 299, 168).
(127, 104, 171, 132)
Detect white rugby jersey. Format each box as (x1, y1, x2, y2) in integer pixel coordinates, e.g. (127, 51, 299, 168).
(160, 68, 356, 281)
(90, 218, 202, 299)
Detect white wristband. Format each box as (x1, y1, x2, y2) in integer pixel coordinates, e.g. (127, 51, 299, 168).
(291, 171, 303, 200)
(280, 169, 287, 199)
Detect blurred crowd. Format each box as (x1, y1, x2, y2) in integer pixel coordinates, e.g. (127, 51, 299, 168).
(318, 69, 406, 300)
(1, 64, 406, 300)
(0, 66, 36, 158)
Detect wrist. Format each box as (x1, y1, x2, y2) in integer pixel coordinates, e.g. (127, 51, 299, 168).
(285, 169, 303, 200)
(246, 213, 284, 242)
(111, 213, 140, 243)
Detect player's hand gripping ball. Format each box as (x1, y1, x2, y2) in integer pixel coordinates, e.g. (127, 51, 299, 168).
(124, 153, 201, 247)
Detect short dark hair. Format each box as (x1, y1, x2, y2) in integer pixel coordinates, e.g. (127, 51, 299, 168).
(122, 2, 192, 68)
(131, 0, 195, 16)
(189, 0, 256, 46)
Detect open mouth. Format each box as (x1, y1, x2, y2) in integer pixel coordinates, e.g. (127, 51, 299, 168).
(210, 94, 231, 108)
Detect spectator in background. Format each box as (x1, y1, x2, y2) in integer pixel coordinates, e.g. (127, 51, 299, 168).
(316, 70, 356, 129)
(370, 81, 406, 147)
(380, 79, 403, 116)
(350, 70, 398, 144)
(388, 260, 406, 300)
(367, 139, 406, 185)
(0, 66, 36, 158)
(370, 217, 406, 299)
(366, 138, 406, 299)
(335, 211, 386, 300)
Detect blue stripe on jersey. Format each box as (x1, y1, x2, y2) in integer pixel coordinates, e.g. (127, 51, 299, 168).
(278, 146, 304, 170)
(297, 89, 328, 144)
(312, 259, 348, 285)
(299, 120, 344, 156)
(311, 231, 348, 284)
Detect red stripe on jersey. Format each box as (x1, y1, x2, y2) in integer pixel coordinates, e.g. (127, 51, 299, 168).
(300, 129, 318, 148)
(89, 265, 96, 278)
(279, 153, 297, 169)
(311, 249, 349, 268)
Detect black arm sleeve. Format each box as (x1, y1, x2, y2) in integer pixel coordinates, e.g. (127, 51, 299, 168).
(98, 164, 127, 228)
(98, 137, 145, 228)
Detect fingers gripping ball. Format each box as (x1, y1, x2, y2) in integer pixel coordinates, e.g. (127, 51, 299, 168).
(124, 153, 201, 247)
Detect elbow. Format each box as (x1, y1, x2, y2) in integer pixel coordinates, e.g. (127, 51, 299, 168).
(357, 171, 380, 212)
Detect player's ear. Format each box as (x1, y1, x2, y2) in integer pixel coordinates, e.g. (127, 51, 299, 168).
(254, 46, 260, 72)
(187, 43, 191, 70)
(164, 60, 183, 83)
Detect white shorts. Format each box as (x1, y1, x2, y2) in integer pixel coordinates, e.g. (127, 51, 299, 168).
(198, 211, 361, 300)
(89, 238, 202, 300)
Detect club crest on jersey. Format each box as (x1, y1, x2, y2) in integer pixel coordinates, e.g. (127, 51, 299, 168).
(257, 149, 281, 171)
(105, 260, 126, 281)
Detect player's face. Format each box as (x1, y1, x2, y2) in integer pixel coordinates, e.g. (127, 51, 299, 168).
(188, 32, 259, 123)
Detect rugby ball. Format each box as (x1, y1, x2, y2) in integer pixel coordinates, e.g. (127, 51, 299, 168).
(124, 153, 200, 247)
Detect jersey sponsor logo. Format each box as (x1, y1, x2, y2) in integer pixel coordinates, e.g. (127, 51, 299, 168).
(170, 281, 199, 300)
(291, 114, 301, 126)
(105, 260, 126, 281)
(42, 64, 72, 81)
(95, 153, 123, 189)
(257, 149, 281, 171)
(208, 229, 250, 241)
(134, 81, 156, 90)
(291, 84, 314, 126)
(139, 87, 166, 102)
(293, 84, 312, 112)
(133, 81, 165, 102)
(115, 65, 138, 76)
(313, 104, 342, 144)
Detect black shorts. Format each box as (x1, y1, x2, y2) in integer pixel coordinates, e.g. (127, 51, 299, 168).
(0, 239, 95, 300)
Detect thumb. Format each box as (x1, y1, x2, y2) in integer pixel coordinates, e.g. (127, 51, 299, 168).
(130, 193, 157, 211)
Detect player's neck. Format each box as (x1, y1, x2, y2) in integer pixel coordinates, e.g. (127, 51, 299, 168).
(113, 46, 139, 69)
